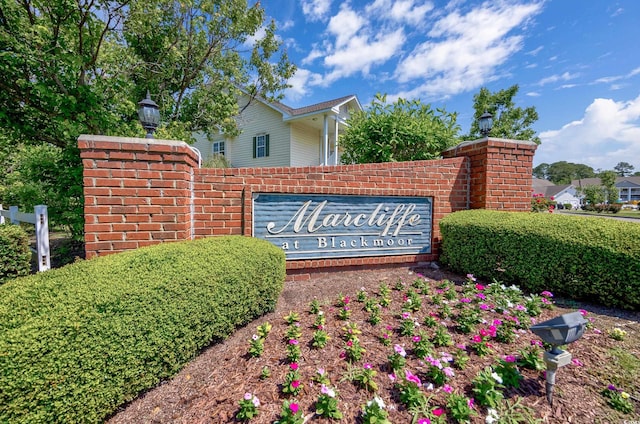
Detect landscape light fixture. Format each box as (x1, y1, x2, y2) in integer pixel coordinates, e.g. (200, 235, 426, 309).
(137, 91, 160, 139)
(478, 111, 493, 137)
(530, 311, 588, 405)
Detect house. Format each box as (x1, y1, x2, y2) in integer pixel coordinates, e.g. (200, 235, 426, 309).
(532, 178, 581, 209)
(192, 94, 362, 168)
(572, 176, 640, 203)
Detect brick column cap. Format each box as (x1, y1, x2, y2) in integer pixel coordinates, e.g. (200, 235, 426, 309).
(78, 134, 200, 164)
(443, 137, 538, 155)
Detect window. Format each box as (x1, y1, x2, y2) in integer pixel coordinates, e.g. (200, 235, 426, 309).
(212, 141, 225, 156)
(253, 134, 270, 158)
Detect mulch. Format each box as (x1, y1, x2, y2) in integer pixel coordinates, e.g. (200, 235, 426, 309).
(106, 265, 640, 423)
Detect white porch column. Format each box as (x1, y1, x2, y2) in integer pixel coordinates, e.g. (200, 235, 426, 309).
(323, 114, 329, 165)
(334, 118, 339, 165)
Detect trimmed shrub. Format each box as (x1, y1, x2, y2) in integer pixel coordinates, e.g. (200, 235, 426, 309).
(0, 236, 285, 423)
(0, 224, 31, 284)
(440, 210, 640, 310)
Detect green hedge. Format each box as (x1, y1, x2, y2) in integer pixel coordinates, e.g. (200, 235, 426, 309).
(440, 210, 640, 310)
(0, 224, 31, 284)
(0, 236, 286, 423)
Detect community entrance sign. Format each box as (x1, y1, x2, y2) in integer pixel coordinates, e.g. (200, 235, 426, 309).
(253, 193, 432, 260)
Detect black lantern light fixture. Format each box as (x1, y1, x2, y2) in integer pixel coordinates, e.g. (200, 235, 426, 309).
(478, 110, 493, 137)
(137, 91, 160, 139)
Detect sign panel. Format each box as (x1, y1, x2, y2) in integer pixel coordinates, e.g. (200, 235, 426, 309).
(253, 193, 432, 260)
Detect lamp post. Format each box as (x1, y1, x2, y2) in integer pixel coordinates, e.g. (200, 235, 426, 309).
(478, 111, 493, 137)
(137, 91, 160, 139)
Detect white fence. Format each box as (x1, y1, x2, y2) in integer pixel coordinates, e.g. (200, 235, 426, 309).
(0, 205, 50, 272)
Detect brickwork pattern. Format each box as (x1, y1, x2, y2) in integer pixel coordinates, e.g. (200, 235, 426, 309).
(79, 135, 536, 273)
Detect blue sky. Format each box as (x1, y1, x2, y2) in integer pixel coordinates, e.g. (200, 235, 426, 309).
(258, 0, 640, 173)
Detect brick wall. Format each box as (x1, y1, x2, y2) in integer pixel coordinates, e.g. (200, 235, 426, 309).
(79, 135, 536, 275)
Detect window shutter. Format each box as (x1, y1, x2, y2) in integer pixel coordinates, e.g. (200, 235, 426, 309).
(265, 134, 270, 157)
(253, 136, 257, 158)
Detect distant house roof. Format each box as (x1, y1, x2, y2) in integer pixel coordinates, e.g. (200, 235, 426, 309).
(532, 178, 574, 198)
(572, 176, 640, 188)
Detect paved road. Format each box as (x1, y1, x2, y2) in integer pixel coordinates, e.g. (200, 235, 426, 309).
(555, 210, 640, 223)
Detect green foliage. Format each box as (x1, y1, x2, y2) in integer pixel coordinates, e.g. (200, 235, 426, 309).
(580, 184, 606, 206)
(0, 224, 31, 283)
(614, 161, 635, 177)
(1, 144, 84, 238)
(340, 93, 460, 164)
(440, 210, 640, 310)
(533, 161, 595, 184)
(466, 85, 540, 143)
(0, 235, 285, 423)
(0, 0, 295, 237)
(599, 170, 619, 203)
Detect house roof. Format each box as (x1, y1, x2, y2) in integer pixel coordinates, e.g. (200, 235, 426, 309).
(277, 94, 361, 117)
(532, 178, 574, 198)
(572, 176, 640, 187)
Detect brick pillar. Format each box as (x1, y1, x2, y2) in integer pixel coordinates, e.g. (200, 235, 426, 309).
(442, 137, 537, 211)
(78, 135, 198, 259)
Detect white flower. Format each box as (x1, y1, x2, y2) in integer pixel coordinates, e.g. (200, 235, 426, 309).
(251, 334, 259, 340)
(491, 372, 503, 384)
(485, 408, 499, 423)
(367, 396, 386, 409)
(318, 311, 324, 316)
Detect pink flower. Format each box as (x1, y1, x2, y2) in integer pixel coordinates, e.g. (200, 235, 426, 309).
(593, 328, 602, 334)
(460, 297, 472, 303)
(515, 304, 526, 311)
(364, 363, 373, 369)
(394, 344, 407, 357)
(475, 283, 485, 291)
(479, 328, 489, 337)
(346, 340, 353, 347)
(504, 355, 517, 363)
(289, 339, 298, 345)
(541, 290, 553, 297)
(244, 392, 253, 400)
(289, 403, 299, 414)
(476, 293, 487, 300)
(402, 312, 411, 319)
(579, 309, 588, 317)
(493, 319, 503, 326)
(432, 408, 445, 417)
(317, 368, 325, 375)
(339, 351, 346, 359)
(572, 358, 584, 367)
(466, 274, 476, 281)
(472, 335, 482, 343)
(404, 369, 422, 386)
(468, 398, 475, 408)
(292, 380, 300, 388)
(388, 373, 396, 382)
(290, 363, 299, 371)
(531, 339, 543, 347)
(442, 384, 453, 393)
(479, 303, 490, 310)
(456, 343, 467, 350)
(418, 419, 431, 424)
(443, 367, 455, 377)
(413, 336, 421, 343)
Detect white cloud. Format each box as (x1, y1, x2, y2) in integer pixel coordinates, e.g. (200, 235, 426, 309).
(327, 6, 366, 48)
(536, 94, 640, 170)
(526, 91, 541, 97)
(284, 68, 325, 100)
(301, 0, 332, 22)
(537, 71, 578, 86)
(393, 1, 543, 97)
(323, 29, 406, 85)
(366, 0, 435, 26)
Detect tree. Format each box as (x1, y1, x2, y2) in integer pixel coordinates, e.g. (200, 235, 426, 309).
(533, 163, 549, 180)
(599, 170, 619, 203)
(339, 94, 460, 164)
(539, 161, 595, 184)
(466, 85, 540, 142)
(581, 185, 605, 206)
(0, 0, 295, 238)
(614, 161, 635, 177)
